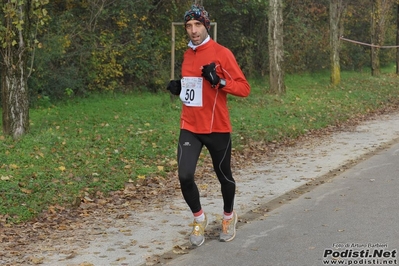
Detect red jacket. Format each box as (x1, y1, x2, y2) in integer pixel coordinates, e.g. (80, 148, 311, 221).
(180, 38, 250, 133)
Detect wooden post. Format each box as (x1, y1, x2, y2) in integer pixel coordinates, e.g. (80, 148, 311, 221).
(213, 22, 217, 42)
(171, 23, 176, 80)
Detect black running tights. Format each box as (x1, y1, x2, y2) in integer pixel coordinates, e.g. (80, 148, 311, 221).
(177, 129, 235, 214)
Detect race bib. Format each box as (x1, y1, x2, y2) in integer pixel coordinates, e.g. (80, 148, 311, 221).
(180, 77, 203, 107)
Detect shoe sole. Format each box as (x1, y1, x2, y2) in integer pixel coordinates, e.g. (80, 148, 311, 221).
(191, 238, 205, 247)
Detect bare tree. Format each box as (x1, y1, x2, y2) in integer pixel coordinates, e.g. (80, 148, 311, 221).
(329, 0, 347, 85)
(268, 0, 285, 94)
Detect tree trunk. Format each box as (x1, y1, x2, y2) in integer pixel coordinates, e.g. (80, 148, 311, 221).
(1, 53, 30, 139)
(329, 0, 345, 85)
(396, 3, 399, 74)
(268, 0, 285, 94)
(1, 3, 30, 139)
(370, 0, 393, 76)
(371, 0, 381, 77)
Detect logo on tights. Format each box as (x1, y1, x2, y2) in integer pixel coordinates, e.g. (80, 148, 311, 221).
(183, 142, 191, 147)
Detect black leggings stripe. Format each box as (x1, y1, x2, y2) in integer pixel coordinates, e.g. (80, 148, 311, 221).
(177, 129, 235, 214)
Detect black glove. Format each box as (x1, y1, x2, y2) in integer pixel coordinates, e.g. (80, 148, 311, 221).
(201, 62, 220, 87)
(167, 80, 181, 95)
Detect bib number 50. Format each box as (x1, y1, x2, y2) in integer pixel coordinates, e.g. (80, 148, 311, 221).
(185, 88, 195, 101)
(180, 77, 203, 107)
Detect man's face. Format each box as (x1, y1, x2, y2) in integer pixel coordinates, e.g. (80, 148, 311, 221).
(185, 20, 208, 45)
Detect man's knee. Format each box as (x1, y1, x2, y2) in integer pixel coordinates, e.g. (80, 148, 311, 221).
(179, 172, 195, 186)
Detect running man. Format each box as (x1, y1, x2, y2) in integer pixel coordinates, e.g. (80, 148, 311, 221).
(167, 3, 250, 246)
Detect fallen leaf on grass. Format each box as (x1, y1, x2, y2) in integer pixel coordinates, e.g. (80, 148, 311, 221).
(1, 175, 11, 181)
(9, 164, 19, 169)
(169, 159, 177, 166)
(20, 188, 33, 194)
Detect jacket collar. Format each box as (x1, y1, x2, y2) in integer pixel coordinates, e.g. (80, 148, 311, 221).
(188, 35, 211, 50)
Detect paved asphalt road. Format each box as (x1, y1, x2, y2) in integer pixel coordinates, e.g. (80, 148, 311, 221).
(166, 141, 399, 266)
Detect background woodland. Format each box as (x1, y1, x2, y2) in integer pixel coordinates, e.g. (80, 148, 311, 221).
(1, 0, 395, 105)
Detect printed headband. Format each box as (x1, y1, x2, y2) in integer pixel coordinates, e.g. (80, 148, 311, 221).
(184, 4, 211, 31)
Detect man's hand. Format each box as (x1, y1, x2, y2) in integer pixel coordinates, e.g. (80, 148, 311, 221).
(167, 80, 182, 95)
(201, 63, 220, 87)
